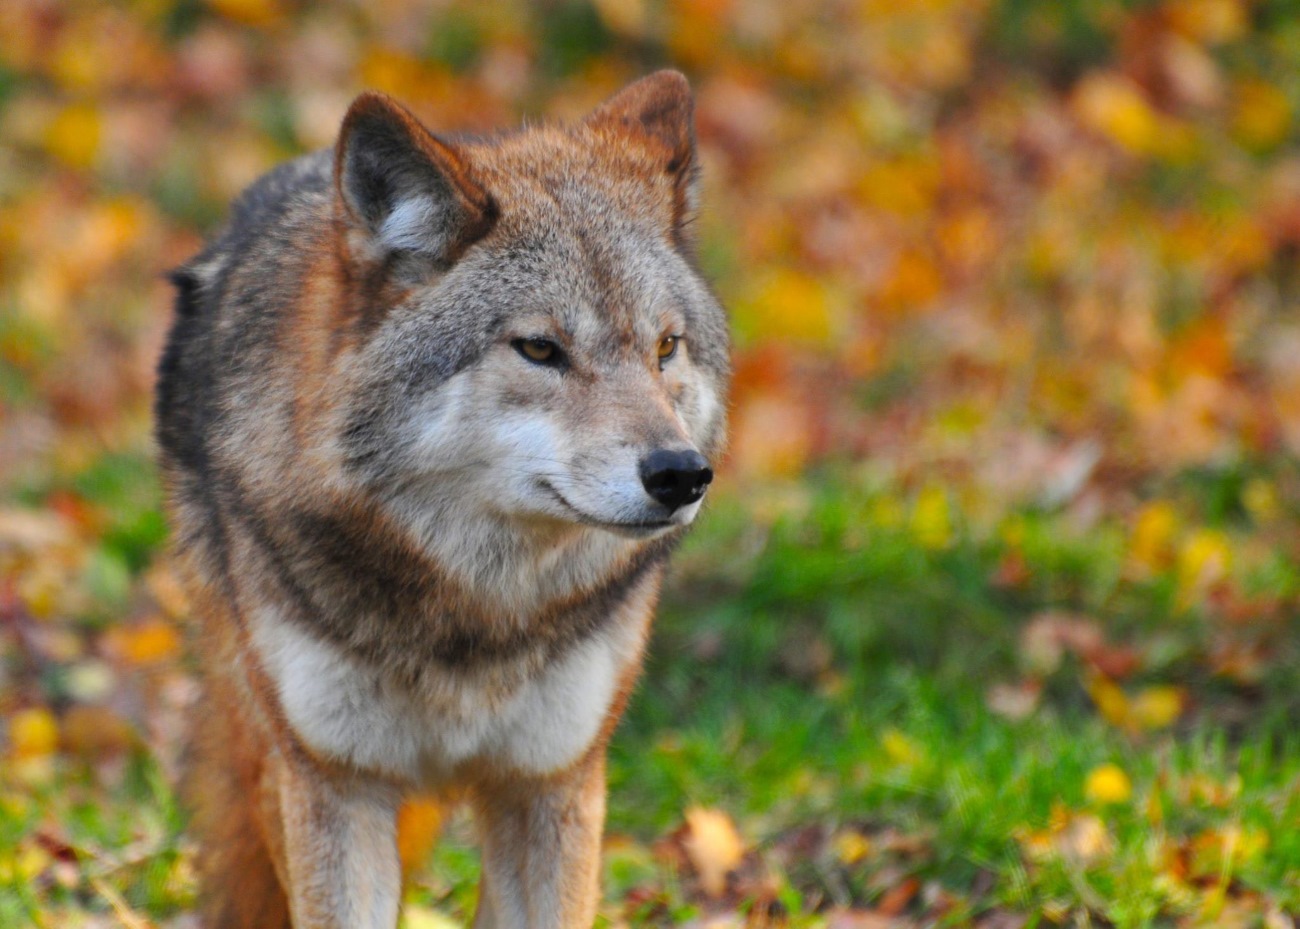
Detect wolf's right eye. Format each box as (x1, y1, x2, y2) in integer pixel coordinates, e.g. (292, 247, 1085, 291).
(513, 338, 565, 367)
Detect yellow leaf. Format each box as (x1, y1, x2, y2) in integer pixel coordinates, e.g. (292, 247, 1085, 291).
(1085, 763, 1133, 805)
(17, 558, 73, 620)
(1242, 478, 1280, 525)
(910, 484, 953, 551)
(51, 26, 109, 92)
(870, 496, 905, 530)
(15, 843, 52, 882)
(831, 830, 871, 865)
(881, 727, 923, 767)
(357, 49, 450, 104)
(1132, 685, 1184, 730)
(1177, 529, 1231, 599)
(1166, 0, 1247, 44)
(8, 707, 59, 759)
(857, 158, 940, 218)
(683, 807, 744, 898)
(43, 103, 101, 171)
(11, 757, 56, 787)
(664, 0, 731, 67)
(1130, 501, 1179, 574)
(396, 796, 444, 877)
(1232, 79, 1291, 150)
(1086, 674, 1132, 729)
(592, 0, 648, 37)
(1075, 73, 1161, 155)
(736, 268, 834, 345)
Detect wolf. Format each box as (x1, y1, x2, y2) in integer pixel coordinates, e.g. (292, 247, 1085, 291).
(153, 70, 729, 928)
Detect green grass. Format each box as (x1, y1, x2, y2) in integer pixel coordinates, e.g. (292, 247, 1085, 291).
(599, 479, 1300, 924)
(4, 475, 1298, 927)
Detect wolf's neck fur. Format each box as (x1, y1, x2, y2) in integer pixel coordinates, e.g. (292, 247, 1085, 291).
(395, 496, 652, 617)
(226, 478, 675, 689)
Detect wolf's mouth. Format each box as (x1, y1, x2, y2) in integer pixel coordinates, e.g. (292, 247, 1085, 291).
(536, 481, 675, 536)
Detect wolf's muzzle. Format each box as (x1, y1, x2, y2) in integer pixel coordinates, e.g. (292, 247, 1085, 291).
(639, 449, 713, 512)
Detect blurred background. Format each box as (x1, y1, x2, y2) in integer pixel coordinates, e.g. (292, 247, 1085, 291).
(2, 0, 1300, 926)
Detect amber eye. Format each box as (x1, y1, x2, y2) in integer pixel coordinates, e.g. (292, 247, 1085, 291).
(657, 335, 680, 365)
(513, 338, 564, 367)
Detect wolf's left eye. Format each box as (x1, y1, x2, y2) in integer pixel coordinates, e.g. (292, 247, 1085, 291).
(657, 335, 680, 367)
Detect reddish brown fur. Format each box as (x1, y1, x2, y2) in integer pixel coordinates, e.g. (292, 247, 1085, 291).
(159, 71, 728, 929)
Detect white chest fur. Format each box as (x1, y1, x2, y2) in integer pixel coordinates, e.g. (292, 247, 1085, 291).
(248, 596, 650, 785)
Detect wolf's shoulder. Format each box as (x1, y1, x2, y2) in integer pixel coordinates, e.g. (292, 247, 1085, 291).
(184, 148, 333, 287)
(155, 150, 333, 472)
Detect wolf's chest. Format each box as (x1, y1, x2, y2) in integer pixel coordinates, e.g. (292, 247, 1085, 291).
(249, 606, 647, 785)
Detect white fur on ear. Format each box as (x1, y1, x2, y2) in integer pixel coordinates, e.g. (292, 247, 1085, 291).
(335, 92, 495, 267)
(376, 196, 451, 256)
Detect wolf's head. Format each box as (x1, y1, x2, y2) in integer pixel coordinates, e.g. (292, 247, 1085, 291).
(321, 73, 729, 563)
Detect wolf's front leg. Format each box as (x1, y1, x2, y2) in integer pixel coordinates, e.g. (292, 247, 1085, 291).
(472, 752, 608, 929)
(267, 749, 403, 929)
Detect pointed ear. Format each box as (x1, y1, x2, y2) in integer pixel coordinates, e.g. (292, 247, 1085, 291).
(586, 71, 699, 237)
(334, 92, 496, 268)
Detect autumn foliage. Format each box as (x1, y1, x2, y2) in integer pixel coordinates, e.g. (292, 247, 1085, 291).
(3, 0, 1300, 926)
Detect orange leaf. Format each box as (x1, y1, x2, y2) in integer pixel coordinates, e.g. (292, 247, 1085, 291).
(683, 807, 745, 898)
(396, 796, 445, 877)
(110, 619, 182, 666)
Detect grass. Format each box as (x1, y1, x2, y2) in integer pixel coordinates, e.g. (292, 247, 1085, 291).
(3, 472, 1298, 927)
(408, 476, 1298, 927)
(596, 481, 1300, 925)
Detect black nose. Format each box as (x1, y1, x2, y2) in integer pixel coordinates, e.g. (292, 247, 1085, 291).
(639, 449, 713, 512)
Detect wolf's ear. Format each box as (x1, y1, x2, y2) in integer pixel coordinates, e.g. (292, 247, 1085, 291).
(586, 71, 699, 238)
(335, 92, 496, 268)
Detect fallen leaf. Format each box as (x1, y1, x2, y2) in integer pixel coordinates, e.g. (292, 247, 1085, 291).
(1129, 501, 1179, 574)
(61, 705, 135, 760)
(108, 619, 182, 666)
(396, 796, 444, 876)
(402, 905, 461, 929)
(875, 876, 919, 916)
(1058, 813, 1113, 862)
(1085, 763, 1133, 805)
(986, 680, 1041, 721)
(825, 909, 912, 929)
(1085, 674, 1132, 729)
(910, 484, 953, 551)
(8, 707, 59, 759)
(832, 829, 872, 865)
(1131, 685, 1184, 729)
(683, 807, 745, 898)
(881, 728, 923, 767)
(1074, 73, 1161, 155)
